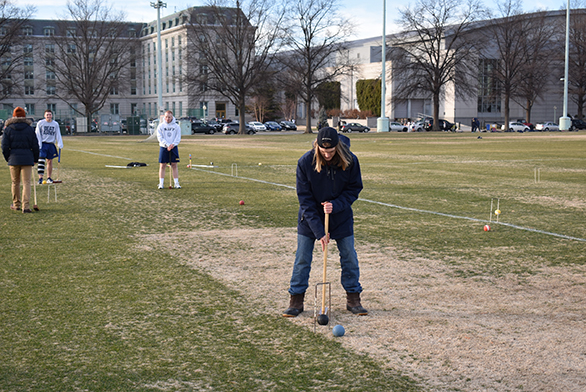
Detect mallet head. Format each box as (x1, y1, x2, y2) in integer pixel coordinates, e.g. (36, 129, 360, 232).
(317, 314, 329, 325)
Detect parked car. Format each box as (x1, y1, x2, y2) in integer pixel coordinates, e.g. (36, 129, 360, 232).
(248, 121, 267, 131)
(424, 118, 453, 131)
(502, 122, 530, 132)
(264, 121, 282, 131)
(409, 121, 425, 132)
(535, 122, 559, 132)
(280, 120, 297, 130)
(389, 121, 408, 132)
(191, 121, 216, 134)
(570, 118, 586, 131)
(516, 119, 535, 131)
(222, 122, 256, 135)
(341, 122, 370, 133)
(205, 119, 223, 132)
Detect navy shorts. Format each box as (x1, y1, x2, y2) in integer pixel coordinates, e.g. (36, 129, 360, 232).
(159, 146, 180, 163)
(40, 143, 58, 159)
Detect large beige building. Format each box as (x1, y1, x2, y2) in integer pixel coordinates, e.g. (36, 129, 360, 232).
(0, 7, 238, 124)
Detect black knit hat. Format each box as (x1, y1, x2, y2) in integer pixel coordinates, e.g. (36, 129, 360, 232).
(317, 127, 339, 148)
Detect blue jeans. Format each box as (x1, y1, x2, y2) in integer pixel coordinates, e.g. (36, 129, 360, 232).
(288, 234, 362, 295)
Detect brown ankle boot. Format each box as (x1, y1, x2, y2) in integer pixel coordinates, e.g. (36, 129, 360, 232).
(346, 292, 368, 315)
(282, 293, 305, 317)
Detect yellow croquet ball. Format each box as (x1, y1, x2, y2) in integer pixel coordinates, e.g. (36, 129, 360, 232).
(42, 180, 46, 184)
(495, 209, 501, 215)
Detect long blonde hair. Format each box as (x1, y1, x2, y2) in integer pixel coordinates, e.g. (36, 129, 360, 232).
(312, 140, 352, 173)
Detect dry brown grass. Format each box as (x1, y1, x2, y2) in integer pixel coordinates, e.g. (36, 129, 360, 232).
(139, 227, 586, 392)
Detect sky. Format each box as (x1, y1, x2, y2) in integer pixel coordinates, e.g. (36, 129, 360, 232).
(22, 0, 569, 41)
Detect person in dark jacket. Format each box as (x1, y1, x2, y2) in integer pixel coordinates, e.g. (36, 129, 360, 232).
(283, 127, 368, 317)
(2, 107, 40, 213)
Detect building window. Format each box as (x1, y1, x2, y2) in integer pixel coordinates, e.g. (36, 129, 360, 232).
(131, 103, 137, 115)
(477, 59, 501, 114)
(46, 86, 56, 95)
(67, 44, 76, 53)
(22, 26, 33, 36)
(110, 103, 119, 114)
(110, 86, 118, 95)
(46, 70, 55, 80)
(24, 71, 34, 79)
(47, 103, 56, 112)
(45, 44, 55, 53)
(67, 29, 76, 37)
(46, 58, 55, 67)
(23, 44, 33, 53)
(70, 103, 77, 116)
(24, 57, 33, 66)
(25, 86, 35, 95)
(25, 104, 35, 115)
(179, 101, 182, 117)
(44, 27, 55, 36)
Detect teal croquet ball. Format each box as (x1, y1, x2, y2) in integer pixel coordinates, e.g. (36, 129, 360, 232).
(332, 325, 345, 337)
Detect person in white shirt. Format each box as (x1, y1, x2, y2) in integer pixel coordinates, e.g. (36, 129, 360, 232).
(156, 110, 182, 189)
(35, 110, 63, 184)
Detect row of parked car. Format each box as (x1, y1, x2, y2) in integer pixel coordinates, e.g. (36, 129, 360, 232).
(502, 118, 586, 132)
(188, 119, 298, 135)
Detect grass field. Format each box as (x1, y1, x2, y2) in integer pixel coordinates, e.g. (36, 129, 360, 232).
(1, 131, 585, 391)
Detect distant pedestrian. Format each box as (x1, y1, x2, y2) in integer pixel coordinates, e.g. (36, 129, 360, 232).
(2, 107, 39, 213)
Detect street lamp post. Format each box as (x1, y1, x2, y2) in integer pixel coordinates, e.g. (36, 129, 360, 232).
(151, 0, 166, 119)
(559, 0, 571, 131)
(377, 0, 389, 132)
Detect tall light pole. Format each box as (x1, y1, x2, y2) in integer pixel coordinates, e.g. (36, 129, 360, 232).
(559, 0, 571, 131)
(151, 0, 166, 118)
(377, 0, 389, 132)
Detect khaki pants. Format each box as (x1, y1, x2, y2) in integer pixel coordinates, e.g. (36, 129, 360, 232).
(9, 165, 32, 211)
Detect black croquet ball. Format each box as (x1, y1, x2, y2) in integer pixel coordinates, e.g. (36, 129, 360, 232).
(317, 314, 329, 325)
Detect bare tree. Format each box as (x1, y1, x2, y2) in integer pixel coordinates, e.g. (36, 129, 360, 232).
(47, 0, 139, 129)
(184, 0, 286, 134)
(0, 0, 36, 100)
(393, 0, 486, 131)
(483, 0, 544, 129)
(278, 0, 355, 133)
(510, 11, 556, 125)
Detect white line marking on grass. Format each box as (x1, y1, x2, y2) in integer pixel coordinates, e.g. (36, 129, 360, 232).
(360, 198, 586, 243)
(182, 166, 586, 243)
(69, 149, 133, 160)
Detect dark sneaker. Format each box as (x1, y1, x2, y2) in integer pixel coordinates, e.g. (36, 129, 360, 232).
(46, 178, 54, 184)
(39, 178, 43, 185)
(23, 209, 33, 213)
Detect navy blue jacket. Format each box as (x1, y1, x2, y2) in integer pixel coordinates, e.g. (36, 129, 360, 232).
(296, 149, 363, 240)
(2, 118, 39, 166)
